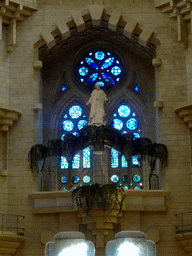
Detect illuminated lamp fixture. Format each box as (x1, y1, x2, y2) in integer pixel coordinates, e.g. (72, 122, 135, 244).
(45, 231, 95, 256)
(106, 231, 156, 256)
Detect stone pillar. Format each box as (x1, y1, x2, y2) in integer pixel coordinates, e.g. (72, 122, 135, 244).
(93, 148, 108, 184)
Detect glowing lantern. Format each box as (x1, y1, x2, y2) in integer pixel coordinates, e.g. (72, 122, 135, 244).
(106, 231, 156, 256)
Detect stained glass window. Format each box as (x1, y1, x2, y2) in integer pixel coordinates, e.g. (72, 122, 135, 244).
(83, 147, 91, 168)
(61, 176, 68, 184)
(60, 104, 91, 171)
(77, 49, 122, 89)
(72, 175, 80, 184)
(72, 153, 80, 169)
(111, 149, 119, 168)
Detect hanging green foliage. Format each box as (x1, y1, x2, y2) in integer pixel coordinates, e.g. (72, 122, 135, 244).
(28, 125, 168, 172)
(72, 183, 125, 216)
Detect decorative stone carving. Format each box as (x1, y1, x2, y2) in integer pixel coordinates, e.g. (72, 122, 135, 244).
(174, 101, 192, 129)
(0, 107, 21, 132)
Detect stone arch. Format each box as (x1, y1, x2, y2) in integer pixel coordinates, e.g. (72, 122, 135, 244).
(33, 4, 158, 68)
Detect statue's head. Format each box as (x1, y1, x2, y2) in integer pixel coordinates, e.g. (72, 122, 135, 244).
(95, 83, 100, 90)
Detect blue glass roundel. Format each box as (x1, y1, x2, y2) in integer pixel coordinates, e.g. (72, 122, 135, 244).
(113, 119, 123, 130)
(77, 49, 122, 89)
(83, 175, 91, 183)
(111, 175, 119, 183)
(77, 120, 88, 130)
(118, 105, 131, 118)
(133, 174, 141, 182)
(95, 51, 105, 60)
(69, 105, 82, 119)
(79, 67, 88, 76)
(63, 120, 74, 131)
(72, 175, 80, 184)
(111, 66, 121, 76)
(126, 118, 138, 130)
(61, 176, 68, 184)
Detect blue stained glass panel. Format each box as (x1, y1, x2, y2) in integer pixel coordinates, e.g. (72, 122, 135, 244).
(69, 105, 82, 119)
(61, 134, 65, 140)
(133, 133, 140, 138)
(95, 51, 105, 60)
(61, 176, 68, 184)
(98, 81, 104, 87)
(126, 118, 138, 130)
(63, 120, 74, 131)
(85, 57, 98, 69)
(83, 147, 91, 168)
(132, 155, 140, 166)
(77, 119, 88, 130)
(118, 105, 131, 118)
(102, 73, 115, 84)
(72, 175, 80, 184)
(134, 186, 140, 190)
(72, 153, 80, 169)
(73, 132, 79, 136)
(134, 85, 140, 92)
(111, 66, 121, 76)
(83, 175, 91, 183)
(111, 148, 119, 168)
(61, 85, 66, 91)
(113, 118, 123, 130)
(101, 57, 115, 69)
(79, 67, 88, 76)
(61, 156, 69, 169)
(121, 155, 128, 167)
(111, 175, 119, 183)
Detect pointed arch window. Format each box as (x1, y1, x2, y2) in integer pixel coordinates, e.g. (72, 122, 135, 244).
(109, 103, 142, 190)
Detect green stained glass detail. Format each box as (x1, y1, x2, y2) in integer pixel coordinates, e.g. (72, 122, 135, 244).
(61, 176, 68, 184)
(72, 176, 80, 184)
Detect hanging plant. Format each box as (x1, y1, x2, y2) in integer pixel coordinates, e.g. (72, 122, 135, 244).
(72, 183, 125, 216)
(28, 125, 168, 172)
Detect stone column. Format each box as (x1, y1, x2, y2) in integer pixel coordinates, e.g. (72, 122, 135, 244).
(92, 148, 108, 184)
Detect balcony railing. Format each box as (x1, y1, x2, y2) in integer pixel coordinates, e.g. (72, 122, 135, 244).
(0, 214, 25, 236)
(175, 211, 192, 234)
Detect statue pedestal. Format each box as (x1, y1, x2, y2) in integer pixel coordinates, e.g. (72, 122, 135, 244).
(93, 149, 108, 184)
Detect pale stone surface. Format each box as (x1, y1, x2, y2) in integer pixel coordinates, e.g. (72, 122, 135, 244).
(0, 1, 191, 256)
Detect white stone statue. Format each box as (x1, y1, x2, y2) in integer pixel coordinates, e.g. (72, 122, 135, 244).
(86, 83, 107, 126)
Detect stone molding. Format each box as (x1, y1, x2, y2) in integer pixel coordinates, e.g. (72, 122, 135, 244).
(0, 0, 38, 52)
(155, 0, 191, 48)
(28, 190, 169, 214)
(0, 106, 21, 132)
(174, 101, 192, 129)
(175, 232, 192, 255)
(0, 232, 25, 255)
(33, 5, 158, 67)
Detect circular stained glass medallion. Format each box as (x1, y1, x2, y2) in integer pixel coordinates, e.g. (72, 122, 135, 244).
(83, 175, 91, 184)
(61, 176, 68, 184)
(111, 175, 119, 183)
(126, 118, 138, 131)
(69, 105, 82, 119)
(72, 175, 80, 184)
(118, 105, 131, 118)
(63, 120, 74, 131)
(133, 174, 141, 183)
(113, 119, 123, 130)
(77, 120, 88, 130)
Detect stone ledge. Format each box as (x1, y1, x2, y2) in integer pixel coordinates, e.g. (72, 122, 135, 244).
(175, 232, 192, 253)
(0, 232, 25, 256)
(174, 101, 192, 129)
(0, 106, 21, 132)
(28, 190, 169, 214)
